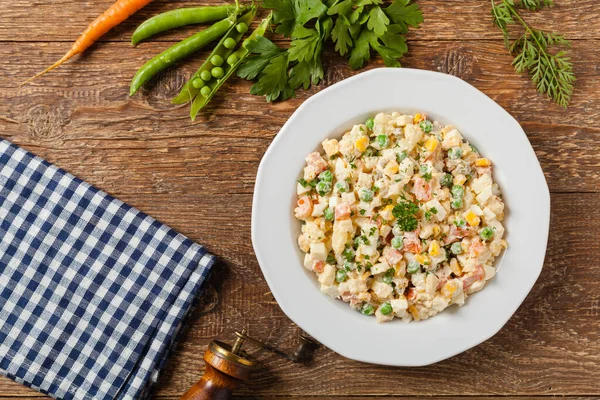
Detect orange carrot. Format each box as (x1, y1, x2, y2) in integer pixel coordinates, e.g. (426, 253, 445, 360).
(23, 0, 153, 84)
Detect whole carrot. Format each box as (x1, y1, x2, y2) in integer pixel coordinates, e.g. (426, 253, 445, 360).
(23, 0, 153, 84)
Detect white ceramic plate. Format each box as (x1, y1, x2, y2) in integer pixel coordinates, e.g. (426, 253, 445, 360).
(252, 68, 549, 366)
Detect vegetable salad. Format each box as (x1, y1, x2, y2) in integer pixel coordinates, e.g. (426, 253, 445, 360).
(294, 112, 507, 323)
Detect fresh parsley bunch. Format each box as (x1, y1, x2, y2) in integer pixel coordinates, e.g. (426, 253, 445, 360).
(237, 0, 423, 102)
(491, 0, 575, 107)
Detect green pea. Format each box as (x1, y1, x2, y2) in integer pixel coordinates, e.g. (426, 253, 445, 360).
(236, 22, 249, 33)
(210, 55, 224, 67)
(323, 207, 334, 221)
(316, 181, 331, 196)
(479, 226, 495, 241)
(200, 86, 211, 97)
(242, 38, 251, 48)
(344, 261, 356, 271)
(192, 78, 204, 89)
(363, 147, 377, 157)
(448, 147, 463, 160)
(342, 246, 355, 261)
(376, 134, 389, 149)
(223, 37, 237, 49)
(382, 269, 395, 284)
(360, 188, 374, 202)
(391, 236, 404, 249)
(335, 269, 348, 283)
(451, 185, 464, 198)
(227, 53, 239, 66)
(407, 260, 420, 274)
(361, 303, 375, 316)
(326, 254, 336, 264)
(440, 173, 453, 187)
(211, 67, 224, 78)
(451, 242, 463, 255)
(451, 198, 463, 209)
(379, 302, 393, 316)
(365, 118, 375, 130)
(335, 181, 349, 193)
(454, 219, 466, 228)
(396, 151, 407, 163)
(200, 70, 212, 81)
(420, 120, 433, 133)
(319, 170, 333, 182)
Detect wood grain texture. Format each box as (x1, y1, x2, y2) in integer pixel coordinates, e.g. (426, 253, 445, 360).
(0, 0, 599, 398)
(1, 0, 600, 42)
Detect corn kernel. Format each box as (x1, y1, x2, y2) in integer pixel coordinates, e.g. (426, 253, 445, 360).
(443, 281, 457, 296)
(475, 158, 491, 167)
(383, 160, 399, 177)
(464, 210, 481, 227)
(425, 136, 439, 152)
(408, 305, 420, 320)
(415, 254, 430, 265)
(413, 113, 425, 124)
(354, 136, 369, 153)
(454, 175, 466, 186)
(432, 224, 441, 236)
(429, 240, 441, 257)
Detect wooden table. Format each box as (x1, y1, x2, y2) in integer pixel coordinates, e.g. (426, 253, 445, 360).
(1, 0, 599, 399)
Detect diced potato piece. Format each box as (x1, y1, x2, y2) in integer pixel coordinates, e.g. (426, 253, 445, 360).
(321, 284, 340, 298)
(476, 186, 493, 204)
(371, 281, 393, 299)
(471, 174, 492, 194)
(318, 264, 335, 285)
(441, 129, 463, 150)
(297, 182, 310, 195)
(322, 138, 340, 156)
(357, 172, 373, 188)
(371, 261, 390, 275)
(390, 297, 409, 317)
(310, 242, 327, 261)
(331, 230, 347, 254)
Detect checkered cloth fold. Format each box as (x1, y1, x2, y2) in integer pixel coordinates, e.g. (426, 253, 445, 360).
(0, 139, 215, 400)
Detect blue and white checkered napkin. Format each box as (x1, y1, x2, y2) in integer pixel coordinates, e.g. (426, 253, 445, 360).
(0, 139, 215, 400)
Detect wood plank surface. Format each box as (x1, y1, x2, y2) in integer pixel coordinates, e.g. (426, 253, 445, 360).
(1, 0, 600, 42)
(0, 0, 599, 398)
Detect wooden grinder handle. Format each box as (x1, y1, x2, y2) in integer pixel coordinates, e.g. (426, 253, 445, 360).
(179, 341, 255, 400)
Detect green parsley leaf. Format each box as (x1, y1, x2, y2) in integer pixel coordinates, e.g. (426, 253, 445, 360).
(327, 0, 353, 16)
(289, 25, 321, 63)
(392, 200, 419, 232)
(349, 29, 374, 70)
(298, 178, 308, 187)
(384, 0, 424, 33)
(367, 6, 390, 36)
(296, 0, 328, 25)
(331, 15, 353, 55)
(289, 60, 322, 90)
(264, 0, 297, 37)
(249, 53, 293, 102)
(237, 37, 285, 80)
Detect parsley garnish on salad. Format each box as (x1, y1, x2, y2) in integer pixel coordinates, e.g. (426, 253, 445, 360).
(392, 200, 419, 232)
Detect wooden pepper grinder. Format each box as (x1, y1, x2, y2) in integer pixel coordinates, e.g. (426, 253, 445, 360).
(179, 330, 319, 400)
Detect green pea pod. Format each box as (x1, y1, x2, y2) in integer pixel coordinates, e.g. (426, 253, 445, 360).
(132, 5, 241, 45)
(172, 8, 257, 106)
(188, 14, 272, 120)
(130, 17, 235, 96)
